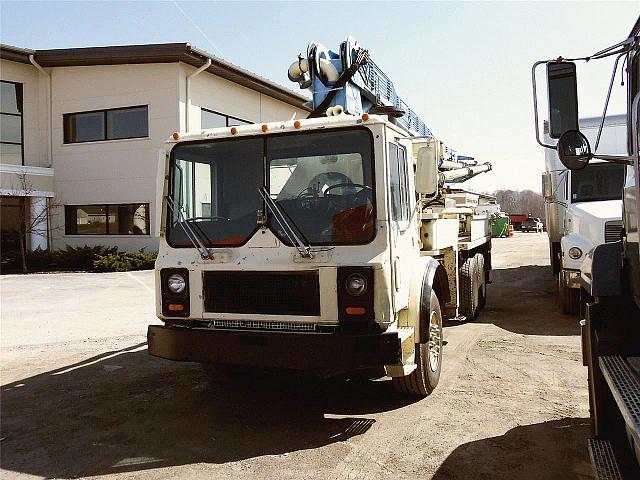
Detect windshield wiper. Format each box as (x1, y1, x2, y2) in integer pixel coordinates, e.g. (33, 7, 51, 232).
(166, 196, 214, 260)
(258, 186, 313, 258)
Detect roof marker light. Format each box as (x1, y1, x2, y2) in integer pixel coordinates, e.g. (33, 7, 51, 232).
(294, 120, 302, 129)
(261, 124, 269, 132)
(172, 132, 180, 140)
(231, 127, 238, 135)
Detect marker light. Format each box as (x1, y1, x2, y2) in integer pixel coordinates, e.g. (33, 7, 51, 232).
(231, 127, 238, 135)
(172, 132, 180, 140)
(362, 113, 370, 121)
(294, 120, 302, 129)
(261, 124, 269, 132)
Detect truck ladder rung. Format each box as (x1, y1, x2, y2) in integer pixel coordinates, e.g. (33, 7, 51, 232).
(599, 356, 640, 442)
(588, 438, 623, 480)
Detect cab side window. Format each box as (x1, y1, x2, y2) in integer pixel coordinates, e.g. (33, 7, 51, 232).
(389, 143, 411, 224)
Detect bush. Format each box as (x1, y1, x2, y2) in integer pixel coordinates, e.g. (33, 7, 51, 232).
(57, 245, 119, 271)
(92, 249, 157, 272)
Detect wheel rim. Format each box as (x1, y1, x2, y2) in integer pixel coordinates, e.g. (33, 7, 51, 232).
(427, 310, 442, 372)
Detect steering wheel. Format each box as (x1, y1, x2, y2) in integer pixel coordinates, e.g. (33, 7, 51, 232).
(324, 183, 372, 197)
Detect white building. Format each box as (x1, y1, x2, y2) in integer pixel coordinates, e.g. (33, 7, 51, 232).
(0, 43, 308, 257)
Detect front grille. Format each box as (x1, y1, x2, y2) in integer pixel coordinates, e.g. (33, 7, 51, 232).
(209, 319, 317, 332)
(203, 271, 321, 316)
(604, 221, 623, 243)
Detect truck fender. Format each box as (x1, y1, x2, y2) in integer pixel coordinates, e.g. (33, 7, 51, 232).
(408, 257, 450, 344)
(560, 233, 593, 270)
(580, 240, 623, 297)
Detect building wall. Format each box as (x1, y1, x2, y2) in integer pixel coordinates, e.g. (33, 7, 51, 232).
(49, 62, 180, 251)
(0, 59, 48, 168)
(180, 63, 308, 130)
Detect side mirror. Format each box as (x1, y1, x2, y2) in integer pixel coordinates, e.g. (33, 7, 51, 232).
(547, 61, 579, 139)
(415, 144, 439, 196)
(541, 172, 553, 200)
(557, 130, 591, 170)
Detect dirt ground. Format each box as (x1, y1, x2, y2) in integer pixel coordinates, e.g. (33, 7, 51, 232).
(0, 232, 592, 479)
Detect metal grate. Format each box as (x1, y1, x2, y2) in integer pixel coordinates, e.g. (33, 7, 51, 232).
(208, 319, 317, 332)
(599, 356, 640, 438)
(203, 271, 321, 316)
(588, 438, 623, 480)
(605, 221, 623, 243)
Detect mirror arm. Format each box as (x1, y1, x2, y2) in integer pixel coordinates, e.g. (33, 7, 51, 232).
(532, 60, 558, 150)
(592, 154, 634, 166)
(594, 51, 627, 152)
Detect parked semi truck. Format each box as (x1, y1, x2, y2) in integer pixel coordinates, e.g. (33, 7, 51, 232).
(147, 37, 493, 396)
(533, 16, 640, 478)
(542, 115, 626, 314)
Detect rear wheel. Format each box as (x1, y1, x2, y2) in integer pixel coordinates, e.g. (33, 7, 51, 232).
(393, 291, 443, 396)
(474, 253, 487, 309)
(460, 256, 479, 321)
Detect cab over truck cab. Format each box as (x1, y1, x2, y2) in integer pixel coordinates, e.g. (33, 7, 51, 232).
(150, 115, 450, 396)
(533, 16, 640, 477)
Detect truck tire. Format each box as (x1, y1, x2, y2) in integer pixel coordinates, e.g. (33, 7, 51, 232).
(393, 290, 442, 396)
(460, 256, 479, 321)
(474, 253, 487, 309)
(558, 272, 580, 315)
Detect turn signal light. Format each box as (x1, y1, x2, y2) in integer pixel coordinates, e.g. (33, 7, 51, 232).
(361, 113, 369, 121)
(231, 127, 238, 135)
(168, 303, 185, 312)
(345, 306, 366, 315)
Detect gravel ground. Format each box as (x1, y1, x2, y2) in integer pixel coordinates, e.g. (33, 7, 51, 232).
(0, 232, 592, 479)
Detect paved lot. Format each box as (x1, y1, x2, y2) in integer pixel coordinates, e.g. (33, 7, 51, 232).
(0, 232, 592, 479)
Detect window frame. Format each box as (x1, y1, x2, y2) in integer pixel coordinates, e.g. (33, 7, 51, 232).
(201, 107, 252, 129)
(388, 141, 411, 229)
(63, 105, 149, 144)
(0, 80, 24, 165)
(65, 203, 150, 236)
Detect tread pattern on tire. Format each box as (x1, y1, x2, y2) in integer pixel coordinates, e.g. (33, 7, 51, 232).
(474, 253, 486, 309)
(460, 256, 478, 321)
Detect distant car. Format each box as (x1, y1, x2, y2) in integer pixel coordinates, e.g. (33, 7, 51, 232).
(521, 217, 543, 232)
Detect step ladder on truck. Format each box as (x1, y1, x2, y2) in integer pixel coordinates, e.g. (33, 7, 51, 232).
(147, 37, 493, 396)
(531, 16, 640, 478)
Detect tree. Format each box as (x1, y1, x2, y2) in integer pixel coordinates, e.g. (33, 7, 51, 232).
(9, 173, 60, 273)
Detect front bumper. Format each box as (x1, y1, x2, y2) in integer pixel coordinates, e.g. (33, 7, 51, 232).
(147, 324, 401, 371)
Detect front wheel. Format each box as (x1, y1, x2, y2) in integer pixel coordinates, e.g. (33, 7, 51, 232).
(393, 291, 443, 396)
(558, 272, 580, 315)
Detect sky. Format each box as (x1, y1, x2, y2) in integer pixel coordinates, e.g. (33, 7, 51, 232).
(1, 1, 637, 193)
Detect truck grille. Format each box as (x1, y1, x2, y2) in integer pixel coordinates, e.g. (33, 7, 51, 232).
(209, 319, 317, 332)
(203, 271, 321, 316)
(604, 221, 623, 243)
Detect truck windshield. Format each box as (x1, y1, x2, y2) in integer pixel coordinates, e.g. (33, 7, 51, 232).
(167, 128, 374, 247)
(570, 162, 625, 203)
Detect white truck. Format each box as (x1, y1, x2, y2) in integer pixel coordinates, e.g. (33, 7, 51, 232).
(147, 38, 493, 396)
(542, 115, 626, 314)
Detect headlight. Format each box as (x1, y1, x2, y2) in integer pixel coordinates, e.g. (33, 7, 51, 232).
(568, 247, 583, 260)
(346, 273, 367, 296)
(167, 273, 186, 293)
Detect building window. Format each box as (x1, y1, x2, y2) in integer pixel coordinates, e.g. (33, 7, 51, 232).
(65, 203, 150, 235)
(63, 106, 148, 144)
(201, 108, 252, 129)
(0, 81, 24, 165)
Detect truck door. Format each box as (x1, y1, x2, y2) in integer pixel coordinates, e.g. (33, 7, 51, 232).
(388, 140, 416, 312)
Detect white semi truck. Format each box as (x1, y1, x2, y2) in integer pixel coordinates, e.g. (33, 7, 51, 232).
(542, 115, 626, 314)
(147, 38, 493, 396)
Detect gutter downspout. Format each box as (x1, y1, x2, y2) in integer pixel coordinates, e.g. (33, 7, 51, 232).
(185, 59, 212, 132)
(29, 55, 52, 168)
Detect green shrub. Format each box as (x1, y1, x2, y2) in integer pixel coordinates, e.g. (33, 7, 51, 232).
(92, 249, 157, 272)
(58, 245, 118, 271)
